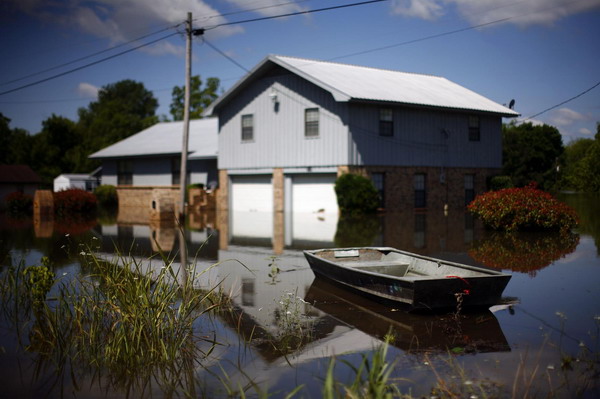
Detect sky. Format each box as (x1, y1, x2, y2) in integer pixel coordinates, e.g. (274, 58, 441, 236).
(0, 0, 599, 143)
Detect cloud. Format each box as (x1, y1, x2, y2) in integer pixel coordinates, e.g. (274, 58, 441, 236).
(388, 0, 600, 27)
(221, 0, 309, 17)
(390, 0, 444, 20)
(77, 82, 99, 98)
(5, 0, 243, 52)
(578, 127, 593, 136)
(549, 107, 589, 127)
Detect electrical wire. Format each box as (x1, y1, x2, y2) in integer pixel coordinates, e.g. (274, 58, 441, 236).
(0, 32, 179, 96)
(202, 39, 250, 73)
(525, 80, 600, 120)
(0, 23, 183, 88)
(204, 0, 388, 29)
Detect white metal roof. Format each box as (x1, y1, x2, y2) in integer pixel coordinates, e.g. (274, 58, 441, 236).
(207, 55, 519, 117)
(89, 118, 218, 160)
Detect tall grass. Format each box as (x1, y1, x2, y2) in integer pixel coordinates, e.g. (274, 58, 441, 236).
(0, 248, 226, 396)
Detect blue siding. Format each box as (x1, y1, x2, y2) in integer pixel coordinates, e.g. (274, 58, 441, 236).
(347, 104, 502, 168)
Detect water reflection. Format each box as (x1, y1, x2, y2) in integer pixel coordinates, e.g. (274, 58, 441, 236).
(469, 231, 580, 276)
(305, 277, 511, 354)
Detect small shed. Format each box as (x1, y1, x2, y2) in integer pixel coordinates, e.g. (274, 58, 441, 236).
(53, 173, 99, 192)
(0, 165, 41, 209)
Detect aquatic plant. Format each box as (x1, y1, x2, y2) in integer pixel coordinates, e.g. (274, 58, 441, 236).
(0, 249, 224, 396)
(468, 183, 578, 233)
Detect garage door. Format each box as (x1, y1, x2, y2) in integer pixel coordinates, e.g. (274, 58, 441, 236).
(291, 174, 338, 244)
(231, 175, 273, 212)
(231, 175, 273, 240)
(291, 174, 338, 214)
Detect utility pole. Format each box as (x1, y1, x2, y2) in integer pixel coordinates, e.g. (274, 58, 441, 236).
(179, 12, 192, 221)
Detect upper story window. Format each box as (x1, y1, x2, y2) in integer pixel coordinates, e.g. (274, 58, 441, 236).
(117, 160, 133, 185)
(305, 108, 319, 138)
(241, 114, 254, 142)
(379, 108, 393, 136)
(469, 115, 480, 141)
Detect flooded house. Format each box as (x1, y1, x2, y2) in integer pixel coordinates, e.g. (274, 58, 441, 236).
(204, 55, 519, 248)
(89, 118, 218, 222)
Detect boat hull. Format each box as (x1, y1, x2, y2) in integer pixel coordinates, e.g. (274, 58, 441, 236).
(303, 247, 511, 311)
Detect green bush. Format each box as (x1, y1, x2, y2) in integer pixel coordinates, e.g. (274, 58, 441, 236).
(334, 173, 379, 215)
(489, 175, 513, 191)
(5, 191, 33, 215)
(468, 183, 578, 233)
(54, 188, 97, 216)
(94, 185, 118, 207)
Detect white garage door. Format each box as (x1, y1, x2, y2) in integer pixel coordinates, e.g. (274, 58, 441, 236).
(231, 175, 273, 212)
(291, 174, 338, 243)
(231, 175, 273, 239)
(291, 174, 338, 214)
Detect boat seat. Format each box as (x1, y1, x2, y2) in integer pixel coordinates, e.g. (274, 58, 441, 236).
(349, 261, 411, 277)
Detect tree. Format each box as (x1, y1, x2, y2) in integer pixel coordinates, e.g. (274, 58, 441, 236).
(170, 76, 220, 120)
(561, 137, 594, 190)
(0, 112, 33, 165)
(75, 80, 159, 171)
(502, 122, 564, 190)
(29, 114, 78, 186)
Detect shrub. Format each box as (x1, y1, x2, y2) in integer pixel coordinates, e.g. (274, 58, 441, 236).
(94, 185, 118, 207)
(5, 191, 33, 215)
(54, 189, 97, 216)
(334, 173, 380, 215)
(468, 183, 578, 233)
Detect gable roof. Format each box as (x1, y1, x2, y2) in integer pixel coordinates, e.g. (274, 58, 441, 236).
(206, 55, 519, 117)
(0, 165, 41, 184)
(89, 118, 218, 160)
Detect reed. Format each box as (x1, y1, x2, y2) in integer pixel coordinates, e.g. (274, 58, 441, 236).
(0, 247, 226, 396)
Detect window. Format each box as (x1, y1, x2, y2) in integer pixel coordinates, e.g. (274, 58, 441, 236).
(414, 173, 426, 208)
(379, 108, 393, 136)
(414, 213, 426, 249)
(464, 174, 475, 206)
(241, 114, 254, 141)
(469, 115, 480, 141)
(305, 108, 319, 137)
(371, 172, 385, 208)
(117, 160, 132, 185)
(172, 157, 181, 185)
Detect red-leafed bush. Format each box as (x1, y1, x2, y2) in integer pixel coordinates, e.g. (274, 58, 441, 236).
(53, 189, 97, 216)
(5, 191, 33, 214)
(468, 183, 578, 233)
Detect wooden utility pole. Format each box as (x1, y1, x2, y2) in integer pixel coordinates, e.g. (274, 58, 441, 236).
(179, 12, 192, 221)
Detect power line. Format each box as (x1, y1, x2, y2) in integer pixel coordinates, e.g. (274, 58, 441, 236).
(202, 39, 250, 73)
(0, 24, 183, 88)
(0, 32, 179, 96)
(204, 0, 388, 29)
(525, 80, 600, 120)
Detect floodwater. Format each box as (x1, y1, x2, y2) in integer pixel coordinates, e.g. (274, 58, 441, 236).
(0, 193, 599, 398)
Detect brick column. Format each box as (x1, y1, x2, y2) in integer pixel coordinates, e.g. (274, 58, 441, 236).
(217, 169, 229, 212)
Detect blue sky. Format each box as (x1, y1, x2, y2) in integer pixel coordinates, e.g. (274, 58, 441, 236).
(1, 0, 599, 143)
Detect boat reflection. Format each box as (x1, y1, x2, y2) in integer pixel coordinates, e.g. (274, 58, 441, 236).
(305, 277, 511, 354)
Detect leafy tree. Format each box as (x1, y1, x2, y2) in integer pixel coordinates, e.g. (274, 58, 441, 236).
(502, 122, 564, 190)
(29, 115, 78, 186)
(170, 75, 220, 120)
(0, 112, 33, 165)
(76, 80, 159, 171)
(561, 137, 594, 190)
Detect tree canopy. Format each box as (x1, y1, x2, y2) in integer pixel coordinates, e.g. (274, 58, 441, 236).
(562, 123, 600, 193)
(170, 75, 220, 120)
(502, 122, 564, 190)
